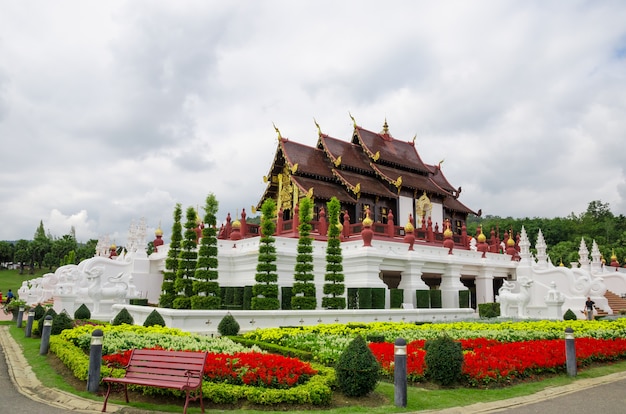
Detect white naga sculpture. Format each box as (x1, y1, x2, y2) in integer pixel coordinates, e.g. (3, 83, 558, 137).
(497, 276, 534, 318)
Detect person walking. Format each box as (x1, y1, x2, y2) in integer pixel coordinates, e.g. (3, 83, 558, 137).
(6, 289, 14, 304)
(585, 297, 595, 321)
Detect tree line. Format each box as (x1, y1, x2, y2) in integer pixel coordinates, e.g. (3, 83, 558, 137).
(0, 221, 98, 274)
(467, 200, 626, 266)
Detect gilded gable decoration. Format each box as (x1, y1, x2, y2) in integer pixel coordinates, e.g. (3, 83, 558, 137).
(416, 192, 432, 225)
(278, 165, 294, 211)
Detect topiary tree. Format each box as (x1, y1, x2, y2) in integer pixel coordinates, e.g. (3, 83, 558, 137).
(74, 303, 91, 320)
(160, 203, 183, 308)
(563, 308, 578, 320)
(143, 309, 166, 327)
(173, 207, 199, 309)
(217, 313, 240, 336)
(51, 311, 74, 335)
(252, 199, 280, 310)
(35, 308, 57, 337)
(322, 197, 345, 309)
(112, 308, 134, 326)
(292, 197, 317, 310)
(424, 335, 464, 387)
(192, 193, 221, 309)
(32, 303, 46, 320)
(336, 335, 380, 397)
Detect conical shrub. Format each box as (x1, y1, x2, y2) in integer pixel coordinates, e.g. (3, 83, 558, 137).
(112, 308, 134, 325)
(217, 313, 240, 336)
(143, 309, 166, 327)
(335, 335, 380, 397)
(424, 335, 463, 386)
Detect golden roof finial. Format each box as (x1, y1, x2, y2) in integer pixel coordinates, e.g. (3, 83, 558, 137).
(349, 112, 357, 128)
(273, 122, 282, 141)
(381, 118, 389, 135)
(314, 118, 322, 136)
(412, 134, 417, 145)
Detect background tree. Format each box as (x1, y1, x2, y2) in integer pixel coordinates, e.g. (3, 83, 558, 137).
(31, 220, 51, 270)
(252, 198, 279, 310)
(13, 239, 31, 274)
(173, 206, 199, 309)
(322, 197, 346, 309)
(0, 241, 14, 268)
(292, 197, 317, 310)
(160, 203, 182, 308)
(75, 239, 97, 263)
(192, 193, 221, 309)
(51, 234, 78, 267)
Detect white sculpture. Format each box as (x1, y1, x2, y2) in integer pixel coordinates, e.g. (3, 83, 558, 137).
(497, 276, 533, 318)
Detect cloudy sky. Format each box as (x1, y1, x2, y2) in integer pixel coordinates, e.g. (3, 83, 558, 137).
(1, 1, 625, 245)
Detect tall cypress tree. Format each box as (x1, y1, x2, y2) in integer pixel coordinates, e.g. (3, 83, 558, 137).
(192, 193, 221, 309)
(160, 203, 182, 308)
(173, 206, 198, 309)
(292, 197, 317, 310)
(322, 197, 346, 309)
(252, 198, 280, 310)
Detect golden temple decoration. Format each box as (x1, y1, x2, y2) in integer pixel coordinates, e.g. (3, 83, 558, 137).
(372, 151, 380, 161)
(412, 134, 417, 145)
(273, 122, 282, 141)
(291, 163, 298, 174)
(349, 112, 357, 128)
(314, 118, 322, 136)
(278, 165, 293, 210)
(334, 155, 342, 167)
(353, 182, 361, 195)
(381, 118, 389, 135)
(306, 187, 314, 198)
(415, 191, 432, 225)
(251, 205, 257, 214)
(394, 176, 402, 189)
(263, 175, 269, 183)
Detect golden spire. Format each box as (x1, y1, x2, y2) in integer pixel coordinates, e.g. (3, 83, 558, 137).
(273, 122, 282, 141)
(314, 118, 322, 136)
(349, 112, 357, 128)
(381, 118, 389, 135)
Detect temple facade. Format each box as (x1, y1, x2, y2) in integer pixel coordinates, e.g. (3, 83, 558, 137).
(256, 118, 477, 242)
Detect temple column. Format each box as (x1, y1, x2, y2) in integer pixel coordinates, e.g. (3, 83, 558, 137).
(397, 259, 429, 307)
(440, 261, 466, 308)
(475, 266, 495, 305)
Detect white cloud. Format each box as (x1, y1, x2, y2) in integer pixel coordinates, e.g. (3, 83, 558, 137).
(0, 0, 625, 245)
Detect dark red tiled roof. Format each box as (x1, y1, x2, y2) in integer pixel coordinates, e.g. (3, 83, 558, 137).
(332, 169, 398, 199)
(318, 135, 373, 173)
(426, 163, 457, 194)
(371, 163, 447, 196)
(280, 139, 334, 179)
(291, 175, 357, 204)
(443, 196, 477, 215)
(354, 126, 430, 174)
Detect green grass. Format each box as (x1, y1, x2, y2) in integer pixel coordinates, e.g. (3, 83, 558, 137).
(6, 325, 626, 413)
(0, 268, 50, 298)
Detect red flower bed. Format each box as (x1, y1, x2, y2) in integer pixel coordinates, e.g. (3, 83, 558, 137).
(369, 337, 626, 387)
(103, 348, 317, 389)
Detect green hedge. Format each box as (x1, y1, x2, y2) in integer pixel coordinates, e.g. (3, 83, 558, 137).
(371, 288, 385, 309)
(390, 289, 403, 309)
(430, 290, 442, 309)
(281, 286, 293, 310)
(458, 290, 470, 308)
(416, 290, 430, 308)
(358, 288, 373, 309)
(478, 302, 500, 318)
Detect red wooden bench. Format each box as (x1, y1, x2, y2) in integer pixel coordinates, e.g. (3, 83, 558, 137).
(101, 349, 209, 414)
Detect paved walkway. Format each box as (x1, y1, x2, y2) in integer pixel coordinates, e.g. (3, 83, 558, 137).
(2, 315, 626, 413)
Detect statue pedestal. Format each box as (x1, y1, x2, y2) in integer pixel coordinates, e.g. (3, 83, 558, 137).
(544, 298, 565, 320)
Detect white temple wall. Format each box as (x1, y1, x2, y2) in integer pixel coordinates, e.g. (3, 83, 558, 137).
(398, 196, 414, 225)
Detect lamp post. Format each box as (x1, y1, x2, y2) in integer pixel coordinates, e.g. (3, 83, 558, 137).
(87, 329, 104, 392)
(39, 315, 53, 355)
(394, 337, 407, 407)
(565, 327, 577, 377)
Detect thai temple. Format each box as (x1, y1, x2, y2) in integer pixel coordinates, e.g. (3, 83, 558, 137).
(20, 117, 626, 333)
